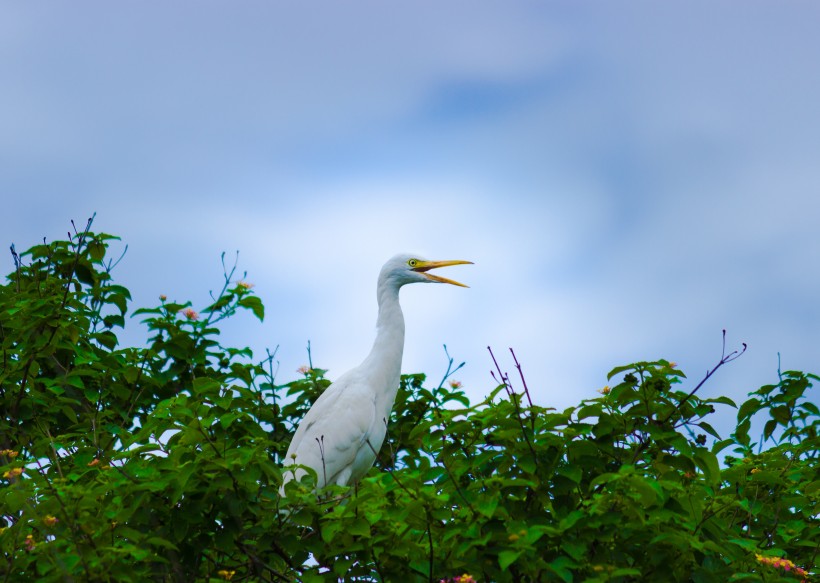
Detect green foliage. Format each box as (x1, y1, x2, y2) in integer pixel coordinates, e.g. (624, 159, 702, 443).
(1, 227, 817, 582)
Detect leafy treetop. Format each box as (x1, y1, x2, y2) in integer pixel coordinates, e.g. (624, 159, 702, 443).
(1, 223, 817, 582)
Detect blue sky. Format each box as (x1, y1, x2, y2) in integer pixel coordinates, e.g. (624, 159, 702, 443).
(2, 2, 819, 434)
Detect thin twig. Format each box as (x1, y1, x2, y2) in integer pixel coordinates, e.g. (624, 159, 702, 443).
(509, 348, 533, 409)
(630, 331, 746, 465)
(510, 347, 535, 432)
(9, 244, 21, 293)
(104, 243, 128, 273)
(488, 346, 538, 469)
(437, 344, 465, 391)
(317, 435, 327, 487)
(364, 439, 419, 500)
(426, 516, 434, 583)
(661, 330, 746, 425)
(488, 346, 513, 397)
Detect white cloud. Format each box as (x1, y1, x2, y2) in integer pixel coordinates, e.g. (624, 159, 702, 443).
(2, 2, 819, 440)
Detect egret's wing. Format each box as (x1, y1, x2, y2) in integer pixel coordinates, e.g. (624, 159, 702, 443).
(284, 373, 375, 487)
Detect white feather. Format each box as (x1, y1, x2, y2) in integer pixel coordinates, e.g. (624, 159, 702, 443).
(280, 254, 470, 492)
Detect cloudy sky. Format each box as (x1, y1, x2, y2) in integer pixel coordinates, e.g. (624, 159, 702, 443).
(2, 2, 818, 435)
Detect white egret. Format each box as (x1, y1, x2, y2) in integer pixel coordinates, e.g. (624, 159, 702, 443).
(281, 254, 471, 492)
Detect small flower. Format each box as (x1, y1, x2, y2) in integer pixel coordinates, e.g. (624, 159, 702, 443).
(217, 570, 236, 581)
(449, 380, 462, 389)
(297, 365, 310, 375)
(669, 362, 677, 368)
(0, 449, 19, 458)
(237, 281, 254, 290)
(3, 468, 23, 479)
(508, 533, 519, 542)
(88, 458, 100, 467)
(750, 468, 761, 474)
(456, 576, 476, 583)
(599, 385, 611, 395)
(159, 294, 167, 301)
(183, 308, 199, 321)
(683, 471, 696, 479)
(24, 534, 35, 551)
(755, 554, 808, 579)
(44, 515, 59, 527)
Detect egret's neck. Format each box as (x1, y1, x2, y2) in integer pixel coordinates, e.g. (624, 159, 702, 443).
(362, 280, 405, 410)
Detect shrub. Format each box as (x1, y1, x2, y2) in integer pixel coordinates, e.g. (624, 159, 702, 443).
(1, 223, 817, 582)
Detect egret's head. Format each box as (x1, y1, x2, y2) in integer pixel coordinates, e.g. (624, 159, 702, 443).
(381, 254, 473, 288)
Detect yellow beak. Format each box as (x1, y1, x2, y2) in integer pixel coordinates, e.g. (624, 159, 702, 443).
(411, 259, 473, 287)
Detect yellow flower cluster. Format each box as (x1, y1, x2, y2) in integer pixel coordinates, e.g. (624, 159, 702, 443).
(217, 570, 236, 580)
(3, 468, 23, 479)
(756, 554, 809, 580)
(237, 281, 254, 290)
(0, 449, 19, 458)
(438, 575, 476, 583)
(592, 565, 617, 573)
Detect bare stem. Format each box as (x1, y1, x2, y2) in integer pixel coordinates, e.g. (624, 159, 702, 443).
(509, 348, 534, 409)
(662, 330, 746, 425)
(488, 346, 538, 470)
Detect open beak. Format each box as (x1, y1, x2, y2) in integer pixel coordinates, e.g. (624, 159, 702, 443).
(411, 259, 473, 287)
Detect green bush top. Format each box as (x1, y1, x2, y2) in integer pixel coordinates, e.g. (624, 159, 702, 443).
(1, 222, 817, 582)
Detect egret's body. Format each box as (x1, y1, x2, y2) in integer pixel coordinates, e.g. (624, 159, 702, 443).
(281, 254, 470, 491)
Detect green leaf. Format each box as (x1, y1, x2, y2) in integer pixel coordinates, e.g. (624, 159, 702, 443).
(771, 405, 791, 424)
(612, 568, 642, 577)
(696, 421, 721, 440)
(476, 496, 499, 518)
(88, 240, 106, 261)
(694, 449, 720, 486)
(734, 417, 751, 447)
(147, 537, 178, 551)
(238, 296, 265, 321)
(321, 520, 343, 543)
(763, 419, 778, 441)
(499, 549, 523, 570)
(192, 377, 222, 394)
(705, 395, 737, 408)
(93, 330, 118, 349)
(801, 401, 820, 415)
(607, 364, 635, 381)
(75, 262, 96, 284)
(737, 398, 761, 421)
(556, 465, 582, 484)
(712, 438, 734, 454)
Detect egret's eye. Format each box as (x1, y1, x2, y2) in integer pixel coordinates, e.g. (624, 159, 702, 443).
(408, 259, 418, 268)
